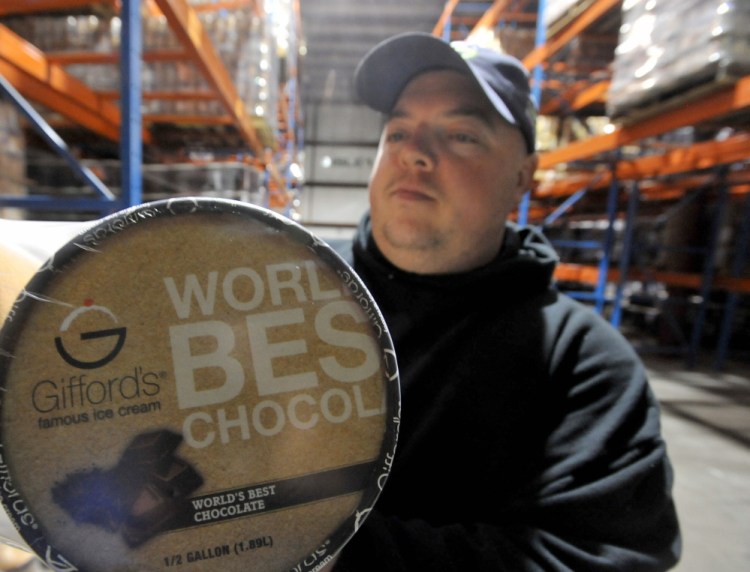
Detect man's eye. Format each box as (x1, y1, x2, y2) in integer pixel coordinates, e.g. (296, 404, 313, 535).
(386, 131, 406, 142)
(450, 133, 478, 143)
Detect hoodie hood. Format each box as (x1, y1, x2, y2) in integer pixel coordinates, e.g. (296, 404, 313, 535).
(339, 212, 560, 378)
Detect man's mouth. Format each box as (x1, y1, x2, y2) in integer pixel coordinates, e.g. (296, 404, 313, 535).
(390, 185, 434, 202)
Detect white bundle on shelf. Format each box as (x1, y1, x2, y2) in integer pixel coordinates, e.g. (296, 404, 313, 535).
(608, 0, 750, 117)
(0, 101, 25, 201)
(544, 0, 589, 30)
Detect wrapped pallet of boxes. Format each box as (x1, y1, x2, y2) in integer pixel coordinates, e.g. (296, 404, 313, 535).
(0, 100, 26, 216)
(608, 0, 750, 118)
(545, 0, 592, 33)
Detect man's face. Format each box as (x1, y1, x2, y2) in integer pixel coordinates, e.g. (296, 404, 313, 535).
(368, 70, 537, 274)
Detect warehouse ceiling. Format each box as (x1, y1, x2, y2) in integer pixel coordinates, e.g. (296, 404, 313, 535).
(297, 0, 447, 104)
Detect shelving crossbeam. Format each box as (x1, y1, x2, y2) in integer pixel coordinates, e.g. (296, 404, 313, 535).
(45, 49, 192, 65)
(539, 76, 750, 170)
(538, 134, 750, 198)
(432, 0, 462, 37)
(470, 0, 513, 35)
(0, 0, 120, 16)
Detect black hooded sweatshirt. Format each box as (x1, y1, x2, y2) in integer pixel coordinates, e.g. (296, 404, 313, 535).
(332, 215, 680, 571)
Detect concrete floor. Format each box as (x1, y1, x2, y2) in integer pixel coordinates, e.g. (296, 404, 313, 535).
(646, 355, 750, 571)
(0, 355, 747, 571)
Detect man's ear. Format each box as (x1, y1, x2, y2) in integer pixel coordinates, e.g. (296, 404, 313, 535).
(515, 152, 539, 200)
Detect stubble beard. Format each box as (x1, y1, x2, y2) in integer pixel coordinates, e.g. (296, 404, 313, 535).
(379, 215, 445, 254)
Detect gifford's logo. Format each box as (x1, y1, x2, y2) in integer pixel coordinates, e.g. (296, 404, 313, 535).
(54, 299, 127, 369)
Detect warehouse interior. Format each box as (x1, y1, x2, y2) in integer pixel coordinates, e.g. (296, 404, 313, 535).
(0, 0, 749, 570)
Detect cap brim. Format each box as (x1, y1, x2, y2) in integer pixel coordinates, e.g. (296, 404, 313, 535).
(354, 33, 517, 127)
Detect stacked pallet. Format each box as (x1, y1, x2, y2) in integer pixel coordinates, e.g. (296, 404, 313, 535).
(0, 100, 25, 216)
(608, 0, 750, 118)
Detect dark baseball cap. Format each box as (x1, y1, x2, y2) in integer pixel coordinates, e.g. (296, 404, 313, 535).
(354, 32, 537, 153)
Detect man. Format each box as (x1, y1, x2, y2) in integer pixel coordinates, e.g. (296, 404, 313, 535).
(330, 33, 681, 571)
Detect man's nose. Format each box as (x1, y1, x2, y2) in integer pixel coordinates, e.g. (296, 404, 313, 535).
(400, 130, 436, 170)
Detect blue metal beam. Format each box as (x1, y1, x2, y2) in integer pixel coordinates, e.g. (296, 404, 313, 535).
(551, 239, 602, 249)
(611, 181, 640, 327)
(544, 188, 588, 226)
(595, 175, 620, 314)
(120, 0, 142, 207)
(531, 0, 547, 107)
(517, 0, 547, 227)
(566, 291, 601, 302)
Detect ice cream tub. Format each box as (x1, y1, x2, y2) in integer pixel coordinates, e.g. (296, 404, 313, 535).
(0, 198, 400, 571)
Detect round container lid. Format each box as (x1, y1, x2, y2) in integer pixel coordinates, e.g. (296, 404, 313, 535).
(0, 198, 399, 572)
